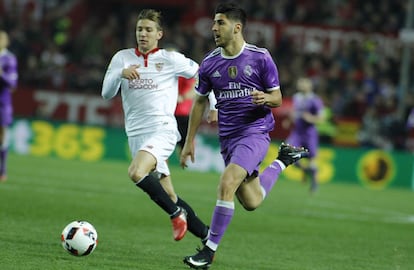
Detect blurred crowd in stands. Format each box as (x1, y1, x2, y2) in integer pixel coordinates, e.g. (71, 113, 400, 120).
(1, 0, 414, 151)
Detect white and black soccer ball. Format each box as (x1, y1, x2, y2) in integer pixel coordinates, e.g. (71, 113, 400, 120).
(61, 220, 98, 256)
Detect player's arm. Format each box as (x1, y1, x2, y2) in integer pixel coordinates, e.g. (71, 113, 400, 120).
(254, 50, 282, 108)
(102, 52, 135, 100)
(180, 93, 209, 167)
(0, 57, 18, 89)
(251, 88, 282, 108)
(188, 94, 209, 140)
(181, 87, 196, 102)
(302, 106, 324, 124)
(121, 65, 140, 80)
(178, 77, 196, 103)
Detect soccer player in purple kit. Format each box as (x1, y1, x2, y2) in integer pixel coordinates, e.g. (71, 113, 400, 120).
(285, 77, 324, 193)
(0, 30, 18, 182)
(180, 3, 309, 269)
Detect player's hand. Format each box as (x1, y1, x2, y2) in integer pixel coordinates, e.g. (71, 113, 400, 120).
(207, 110, 218, 123)
(177, 95, 184, 103)
(282, 118, 291, 129)
(180, 141, 195, 169)
(122, 64, 140, 80)
(302, 112, 314, 123)
(251, 89, 266, 105)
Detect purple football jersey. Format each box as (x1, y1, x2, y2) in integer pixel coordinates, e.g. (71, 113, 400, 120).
(196, 43, 280, 137)
(0, 50, 18, 126)
(291, 92, 323, 132)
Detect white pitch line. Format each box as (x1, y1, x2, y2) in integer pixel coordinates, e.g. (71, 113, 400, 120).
(302, 200, 414, 224)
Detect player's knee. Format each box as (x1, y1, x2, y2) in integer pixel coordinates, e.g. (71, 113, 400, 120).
(241, 201, 259, 211)
(218, 179, 238, 195)
(237, 197, 260, 211)
(127, 165, 146, 183)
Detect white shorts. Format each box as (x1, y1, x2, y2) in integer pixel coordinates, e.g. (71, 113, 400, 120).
(128, 130, 178, 176)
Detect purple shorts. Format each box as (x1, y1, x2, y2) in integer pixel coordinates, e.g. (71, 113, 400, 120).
(287, 129, 318, 158)
(220, 133, 270, 177)
(0, 104, 12, 126)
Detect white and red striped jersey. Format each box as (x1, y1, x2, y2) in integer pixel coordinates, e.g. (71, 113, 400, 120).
(102, 48, 199, 137)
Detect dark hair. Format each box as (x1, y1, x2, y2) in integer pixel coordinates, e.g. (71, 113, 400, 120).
(215, 2, 247, 26)
(137, 9, 163, 31)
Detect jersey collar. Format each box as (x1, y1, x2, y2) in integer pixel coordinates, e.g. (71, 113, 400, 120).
(135, 47, 160, 67)
(135, 47, 159, 57)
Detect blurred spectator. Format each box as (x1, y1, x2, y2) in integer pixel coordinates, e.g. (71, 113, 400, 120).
(358, 106, 392, 150)
(40, 42, 67, 89)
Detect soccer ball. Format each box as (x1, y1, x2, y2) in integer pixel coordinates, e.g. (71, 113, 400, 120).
(61, 220, 98, 256)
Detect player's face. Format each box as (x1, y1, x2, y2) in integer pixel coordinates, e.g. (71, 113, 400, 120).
(297, 78, 312, 94)
(212, 14, 238, 48)
(136, 19, 163, 53)
(0, 32, 9, 51)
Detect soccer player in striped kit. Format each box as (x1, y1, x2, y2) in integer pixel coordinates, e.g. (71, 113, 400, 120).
(102, 9, 209, 243)
(180, 3, 309, 269)
(0, 30, 18, 182)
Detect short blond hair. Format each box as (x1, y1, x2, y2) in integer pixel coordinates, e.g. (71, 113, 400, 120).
(297, 77, 313, 92)
(137, 9, 163, 31)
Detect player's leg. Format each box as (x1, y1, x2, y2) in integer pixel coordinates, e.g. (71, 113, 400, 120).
(185, 136, 253, 268)
(0, 125, 7, 181)
(0, 104, 10, 182)
(209, 163, 246, 242)
(237, 141, 310, 209)
(235, 133, 275, 210)
(236, 158, 286, 210)
(306, 157, 318, 192)
(128, 134, 187, 241)
(160, 174, 209, 241)
(305, 133, 319, 193)
(129, 150, 183, 218)
(170, 116, 208, 238)
(176, 196, 209, 243)
(184, 163, 246, 269)
(236, 175, 263, 210)
(159, 174, 178, 204)
(286, 132, 305, 170)
(210, 134, 266, 214)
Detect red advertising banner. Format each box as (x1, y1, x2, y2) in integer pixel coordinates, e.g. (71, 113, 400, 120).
(13, 88, 124, 127)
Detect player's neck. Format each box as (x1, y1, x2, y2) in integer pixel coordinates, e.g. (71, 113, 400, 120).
(222, 38, 245, 57)
(136, 47, 159, 56)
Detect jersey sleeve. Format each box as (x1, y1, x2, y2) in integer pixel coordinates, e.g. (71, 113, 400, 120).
(194, 60, 211, 97)
(102, 51, 124, 100)
(0, 54, 18, 89)
(261, 50, 280, 91)
(173, 52, 199, 79)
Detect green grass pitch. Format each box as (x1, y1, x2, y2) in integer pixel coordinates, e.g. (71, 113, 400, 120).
(0, 153, 413, 269)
